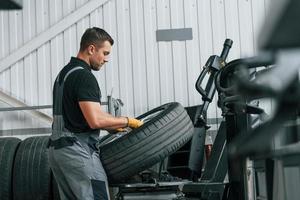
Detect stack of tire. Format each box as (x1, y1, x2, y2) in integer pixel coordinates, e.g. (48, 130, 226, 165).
(0, 137, 21, 200)
(0, 136, 58, 200)
(0, 102, 194, 199)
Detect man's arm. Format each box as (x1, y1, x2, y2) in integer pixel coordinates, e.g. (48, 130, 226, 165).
(79, 101, 128, 130)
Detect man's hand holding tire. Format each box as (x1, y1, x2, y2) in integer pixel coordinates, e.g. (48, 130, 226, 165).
(115, 118, 143, 132)
(127, 118, 143, 129)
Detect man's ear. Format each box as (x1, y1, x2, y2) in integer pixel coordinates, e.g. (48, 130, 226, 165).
(88, 45, 95, 55)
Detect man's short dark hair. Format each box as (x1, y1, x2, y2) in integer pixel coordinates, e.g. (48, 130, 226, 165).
(79, 27, 114, 51)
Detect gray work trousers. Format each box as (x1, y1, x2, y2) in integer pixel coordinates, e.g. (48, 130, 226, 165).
(48, 135, 110, 200)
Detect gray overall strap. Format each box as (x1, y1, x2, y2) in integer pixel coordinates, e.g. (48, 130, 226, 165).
(51, 66, 84, 141)
(53, 66, 84, 116)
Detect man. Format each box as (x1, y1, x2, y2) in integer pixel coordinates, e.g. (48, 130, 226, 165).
(48, 27, 143, 200)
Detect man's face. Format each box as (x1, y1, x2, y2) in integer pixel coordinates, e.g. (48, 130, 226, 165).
(89, 40, 112, 71)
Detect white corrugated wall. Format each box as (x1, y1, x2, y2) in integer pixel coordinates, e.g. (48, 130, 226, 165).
(0, 0, 272, 130)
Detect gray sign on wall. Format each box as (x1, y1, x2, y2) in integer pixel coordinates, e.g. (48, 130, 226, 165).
(156, 28, 193, 42)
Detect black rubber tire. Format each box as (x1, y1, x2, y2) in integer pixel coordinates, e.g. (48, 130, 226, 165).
(0, 137, 21, 200)
(100, 102, 194, 183)
(13, 136, 51, 200)
(51, 173, 61, 200)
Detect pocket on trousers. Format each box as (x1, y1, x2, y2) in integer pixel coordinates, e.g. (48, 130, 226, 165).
(91, 180, 109, 200)
(54, 144, 88, 170)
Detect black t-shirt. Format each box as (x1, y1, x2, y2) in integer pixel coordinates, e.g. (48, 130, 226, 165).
(56, 57, 101, 133)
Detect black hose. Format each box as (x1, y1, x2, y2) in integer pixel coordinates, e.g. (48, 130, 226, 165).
(215, 59, 244, 95)
(215, 53, 275, 95)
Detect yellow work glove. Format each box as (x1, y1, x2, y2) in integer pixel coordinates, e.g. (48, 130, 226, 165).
(127, 118, 143, 129)
(115, 128, 127, 132)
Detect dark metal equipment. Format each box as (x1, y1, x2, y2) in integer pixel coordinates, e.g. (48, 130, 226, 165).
(259, 0, 300, 50)
(114, 181, 186, 200)
(0, 0, 22, 9)
(182, 39, 234, 200)
(189, 39, 233, 180)
(225, 54, 300, 200)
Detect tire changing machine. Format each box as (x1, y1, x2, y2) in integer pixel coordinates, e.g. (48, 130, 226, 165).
(111, 39, 234, 200)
